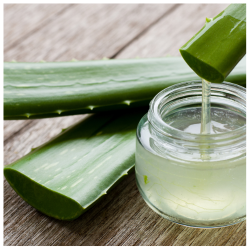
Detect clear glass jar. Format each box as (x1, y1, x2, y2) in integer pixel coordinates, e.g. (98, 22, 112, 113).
(135, 81, 246, 228)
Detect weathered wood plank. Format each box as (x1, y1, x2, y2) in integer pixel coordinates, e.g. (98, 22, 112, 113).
(117, 4, 228, 58)
(4, 4, 176, 62)
(4, 120, 32, 141)
(4, 4, 70, 54)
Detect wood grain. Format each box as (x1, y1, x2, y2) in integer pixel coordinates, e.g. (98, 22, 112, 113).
(4, 4, 246, 246)
(4, 4, 69, 53)
(4, 120, 32, 141)
(4, 4, 176, 62)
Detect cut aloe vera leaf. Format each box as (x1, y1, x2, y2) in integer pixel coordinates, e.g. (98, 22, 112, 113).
(4, 56, 246, 120)
(4, 110, 145, 220)
(180, 4, 246, 83)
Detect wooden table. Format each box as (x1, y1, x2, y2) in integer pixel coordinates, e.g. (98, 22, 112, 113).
(4, 4, 246, 246)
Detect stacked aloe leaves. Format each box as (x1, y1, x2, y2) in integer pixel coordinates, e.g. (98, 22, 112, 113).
(4, 56, 246, 220)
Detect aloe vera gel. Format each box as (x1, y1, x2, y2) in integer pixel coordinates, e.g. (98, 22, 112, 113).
(135, 81, 246, 228)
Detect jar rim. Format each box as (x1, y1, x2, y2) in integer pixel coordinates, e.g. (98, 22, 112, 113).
(148, 80, 246, 143)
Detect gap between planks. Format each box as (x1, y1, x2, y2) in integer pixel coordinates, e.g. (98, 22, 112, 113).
(4, 120, 36, 142)
(110, 4, 181, 58)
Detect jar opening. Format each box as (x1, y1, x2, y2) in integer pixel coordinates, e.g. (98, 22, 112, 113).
(148, 81, 246, 143)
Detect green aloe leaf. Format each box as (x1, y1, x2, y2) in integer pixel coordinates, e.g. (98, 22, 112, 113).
(180, 4, 246, 83)
(4, 56, 246, 120)
(4, 110, 146, 220)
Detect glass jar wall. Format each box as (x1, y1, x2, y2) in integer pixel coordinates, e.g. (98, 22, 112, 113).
(135, 81, 246, 228)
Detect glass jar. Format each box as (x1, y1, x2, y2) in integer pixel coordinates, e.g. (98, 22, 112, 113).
(135, 81, 246, 228)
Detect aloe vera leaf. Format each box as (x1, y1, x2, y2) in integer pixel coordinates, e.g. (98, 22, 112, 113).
(180, 4, 246, 83)
(4, 56, 246, 120)
(4, 110, 145, 220)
